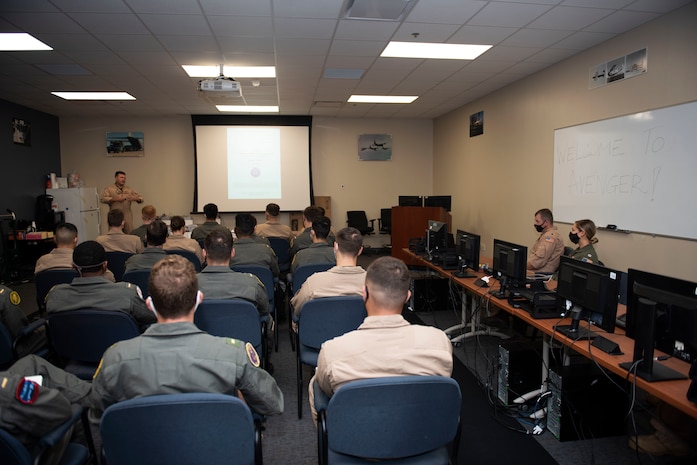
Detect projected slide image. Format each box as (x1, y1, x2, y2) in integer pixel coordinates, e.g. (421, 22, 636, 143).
(227, 127, 281, 199)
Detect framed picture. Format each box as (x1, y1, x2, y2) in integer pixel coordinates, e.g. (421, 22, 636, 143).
(12, 118, 31, 146)
(469, 111, 484, 137)
(106, 131, 144, 156)
(358, 134, 392, 161)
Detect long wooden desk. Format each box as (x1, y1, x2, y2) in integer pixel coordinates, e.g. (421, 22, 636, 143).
(403, 248, 697, 420)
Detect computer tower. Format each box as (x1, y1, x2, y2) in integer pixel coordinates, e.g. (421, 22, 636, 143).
(546, 364, 627, 441)
(410, 274, 453, 312)
(497, 341, 542, 405)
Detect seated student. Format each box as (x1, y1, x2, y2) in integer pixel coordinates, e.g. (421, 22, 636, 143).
(290, 206, 323, 257)
(545, 219, 600, 290)
(46, 241, 155, 329)
(290, 216, 335, 274)
(527, 208, 564, 274)
(96, 209, 144, 254)
(255, 203, 294, 242)
(87, 255, 283, 427)
(191, 203, 229, 245)
(124, 220, 169, 273)
(163, 215, 204, 266)
(230, 213, 279, 277)
(130, 204, 157, 247)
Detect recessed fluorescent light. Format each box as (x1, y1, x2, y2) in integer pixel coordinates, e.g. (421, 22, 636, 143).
(216, 105, 279, 113)
(0, 33, 52, 51)
(51, 92, 136, 100)
(183, 65, 276, 78)
(348, 95, 417, 104)
(381, 41, 492, 60)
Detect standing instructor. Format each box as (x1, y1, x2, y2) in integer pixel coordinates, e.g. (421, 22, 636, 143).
(100, 170, 143, 234)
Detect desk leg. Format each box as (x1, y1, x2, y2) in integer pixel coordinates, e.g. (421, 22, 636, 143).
(445, 291, 509, 344)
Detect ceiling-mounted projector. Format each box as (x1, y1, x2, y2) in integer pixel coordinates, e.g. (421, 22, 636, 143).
(198, 77, 241, 96)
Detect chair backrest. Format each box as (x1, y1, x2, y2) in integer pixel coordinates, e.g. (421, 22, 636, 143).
(0, 322, 15, 370)
(47, 309, 140, 378)
(122, 269, 151, 298)
(194, 299, 263, 354)
(231, 265, 274, 307)
(0, 428, 31, 465)
(267, 237, 291, 273)
(379, 208, 391, 233)
(292, 263, 334, 295)
(165, 249, 201, 271)
(346, 210, 368, 229)
(319, 376, 461, 462)
(104, 252, 134, 281)
(35, 269, 79, 311)
(101, 393, 258, 465)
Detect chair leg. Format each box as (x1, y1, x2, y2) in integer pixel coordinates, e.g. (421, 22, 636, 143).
(296, 334, 303, 419)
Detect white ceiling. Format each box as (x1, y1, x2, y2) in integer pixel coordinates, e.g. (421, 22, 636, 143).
(0, 0, 692, 119)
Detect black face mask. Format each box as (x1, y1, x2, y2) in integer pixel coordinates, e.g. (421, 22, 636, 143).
(569, 232, 580, 244)
(534, 224, 545, 233)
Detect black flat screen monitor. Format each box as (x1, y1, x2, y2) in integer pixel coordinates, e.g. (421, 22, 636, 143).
(619, 269, 697, 382)
(426, 220, 447, 255)
(398, 196, 423, 207)
(423, 195, 451, 212)
(454, 229, 480, 278)
(492, 239, 527, 299)
(553, 256, 620, 340)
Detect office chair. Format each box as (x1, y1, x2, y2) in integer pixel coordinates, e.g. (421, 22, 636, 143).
(346, 211, 375, 235)
(0, 405, 90, 465)
(296, 296, 366, 419)
(104, 251, 133, 281)
(288, 262, 334, 350)
(35, 269, 79, 315)
(232, 264, 278, 352)
(101, 393, 262, 465)
(268, 236, 291, 274)
(194, 299, 267, 369)
(122, 269, 151, 298)
(378, 208, 392, 235)
(314, 376, 462, 465)
(46, 309, 140, 379)
(165, 249, 202, 271)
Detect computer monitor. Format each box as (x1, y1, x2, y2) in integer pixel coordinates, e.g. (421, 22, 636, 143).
(398, 195, 423, 207)
(454, 229, 480, 278)
(423, 195, 451, 212)
(619, 269, 697, 382)
(426, 220, 447, 256)
(492, 239, 527, 299)
(553, 256, 620, 340)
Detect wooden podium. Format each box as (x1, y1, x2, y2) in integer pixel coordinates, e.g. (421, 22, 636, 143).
(391, 206, 451, 263)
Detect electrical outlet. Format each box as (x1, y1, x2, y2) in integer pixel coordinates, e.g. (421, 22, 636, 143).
(480, 243, 486, 252)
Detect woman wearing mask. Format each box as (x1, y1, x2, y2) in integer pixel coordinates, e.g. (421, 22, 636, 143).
(568, 219, 599, 264)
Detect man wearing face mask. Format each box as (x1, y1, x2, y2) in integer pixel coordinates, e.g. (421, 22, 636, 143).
(526, 208, 565, 274)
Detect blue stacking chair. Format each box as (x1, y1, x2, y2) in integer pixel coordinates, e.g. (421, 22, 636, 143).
(104, 252, 133, 281)
(232, 264, 277, 352)
(35, 269, 79, 315)
(122, 269, 151, 298)
(289, 262, 334, 350)
(267, 237, 291, 275)
(165, 249, 202, 271)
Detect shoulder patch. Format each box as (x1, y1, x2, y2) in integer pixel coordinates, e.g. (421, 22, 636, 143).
(245, 342, 261, 367)
(9, 291, 21, 306)
(544, 236, 554, 242)
(225, 337, 242, 348)
(16, 379, 40, 404)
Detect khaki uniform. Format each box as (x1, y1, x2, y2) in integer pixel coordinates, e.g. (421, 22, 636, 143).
(34, 248, 115, 282)
(230, 237, 280, 277)
(191, 222, 229, 244)
(100, 184, 143, 234)
(124, 248, 168, 273)
(255, 221, 294, 242)
(309, 314, 453, 421)
(88, 322, 283, 424)
(96, 231, 144, 254)
(528, 226, 565, 273)
(291, 266, 366, 316)
(197, 266, 269, 316)
(163, 235, 204, 265)
(45, 276, 155, 329)
(290, 242, 336, 274)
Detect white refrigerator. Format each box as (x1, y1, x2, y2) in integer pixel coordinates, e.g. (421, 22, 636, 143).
(46, 187, 100, 242)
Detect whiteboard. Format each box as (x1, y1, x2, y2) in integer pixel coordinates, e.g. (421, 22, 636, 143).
(553, 101, 697, 240)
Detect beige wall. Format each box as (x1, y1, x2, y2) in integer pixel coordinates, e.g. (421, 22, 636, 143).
(59, 115, 433, 234)
(433, 2, 697, 281)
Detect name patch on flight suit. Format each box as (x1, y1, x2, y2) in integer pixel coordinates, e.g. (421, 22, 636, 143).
(9, 290, 21, 306)
(16, 379, 40, 404)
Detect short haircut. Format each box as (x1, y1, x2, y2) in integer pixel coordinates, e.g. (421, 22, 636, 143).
(204, 228, 234, 262)
(141, 205, 157, 220)
(575, 219, 598, 244)
(54, 222, 77, 245)
(535, 208, 553, 223)
(302, 206, 322, 224)
(73, 240, 106, 274)
(146, 219, 169, 246)
(114, 171, 125, 177)
(203, 203, 218, 220)
(336, 227, 362, 256)
(365, 256, 410, 311)
(316, 206, 326, 216)
(266, 203, 280, 217)
(235, 213, 256, 237)
(107, 209, 125, 227)
(148, 255, 198, 319)
(170, 215, 186, 232)
(312, 216, 331, 240)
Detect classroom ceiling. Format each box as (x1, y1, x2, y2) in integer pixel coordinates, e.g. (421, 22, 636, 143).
(0, 0, 692, 119)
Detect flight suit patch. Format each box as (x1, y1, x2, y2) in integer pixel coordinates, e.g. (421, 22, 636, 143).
(16, 379, 40, 404)
(9, 291, 21, 306)
(246, 342, 260, 367)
